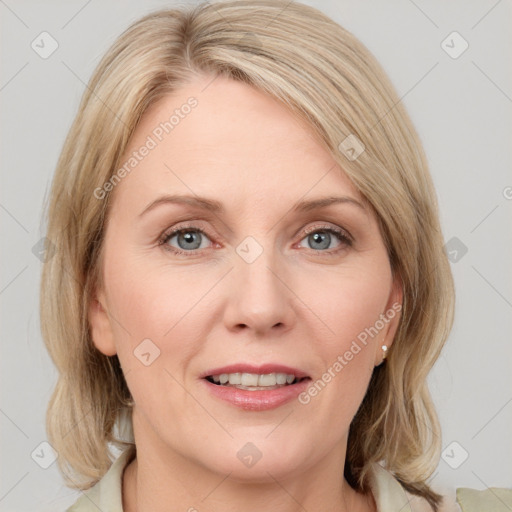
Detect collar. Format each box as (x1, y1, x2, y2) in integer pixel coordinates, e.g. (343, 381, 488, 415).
(367, 461, 427, 511)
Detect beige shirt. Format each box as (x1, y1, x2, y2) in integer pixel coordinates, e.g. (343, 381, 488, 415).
(67, 447, 511, 511)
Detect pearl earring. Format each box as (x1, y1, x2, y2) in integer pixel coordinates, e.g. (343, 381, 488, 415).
(381, 345, 388, 360)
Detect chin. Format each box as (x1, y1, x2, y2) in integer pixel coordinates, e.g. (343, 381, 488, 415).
(215, 457, 306, 484)
(192, 437, 313, 482)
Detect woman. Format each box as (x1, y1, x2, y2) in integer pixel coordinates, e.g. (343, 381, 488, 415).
(40, 1, 509, 511)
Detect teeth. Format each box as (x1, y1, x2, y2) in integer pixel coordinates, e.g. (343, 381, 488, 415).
(258, 373, 277, 386)
(276, 373, 287, 385)
(210, 372, 299, 387)
(241, 373, 259, 386)
(228, 373, 242, 385)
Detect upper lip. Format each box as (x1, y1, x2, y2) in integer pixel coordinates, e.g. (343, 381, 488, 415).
(200, 364, 310, 380)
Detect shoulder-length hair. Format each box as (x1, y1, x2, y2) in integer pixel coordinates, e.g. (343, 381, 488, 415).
(40, 1, 455, 510)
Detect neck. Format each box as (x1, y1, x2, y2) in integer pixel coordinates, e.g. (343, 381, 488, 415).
(122, 409, 376, 512)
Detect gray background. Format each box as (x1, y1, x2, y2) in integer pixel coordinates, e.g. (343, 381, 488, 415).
(1, 0, 511, 510)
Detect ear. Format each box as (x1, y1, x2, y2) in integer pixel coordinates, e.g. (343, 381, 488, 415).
(88, 287, 117, 356)
(374, 272, 403, 366)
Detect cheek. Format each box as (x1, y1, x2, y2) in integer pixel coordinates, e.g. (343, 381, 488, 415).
(104, 248, 206, 337)
(102, 250, 215, 378)
(295, 261, 391, 410)
(301, 262, 391, 348)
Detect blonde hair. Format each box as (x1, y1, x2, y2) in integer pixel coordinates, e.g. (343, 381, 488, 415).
(40, 1, 455, 509)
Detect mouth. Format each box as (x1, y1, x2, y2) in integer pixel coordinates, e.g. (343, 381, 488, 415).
(200, 363, 312, 410)
(204, 372, 310, 391)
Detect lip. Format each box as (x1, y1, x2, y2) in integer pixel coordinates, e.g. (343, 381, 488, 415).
(199, 363, 309, 380)
(201, 376, 311, 411)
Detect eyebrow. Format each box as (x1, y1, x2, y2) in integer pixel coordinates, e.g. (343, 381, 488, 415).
(138, 194, 366, 218)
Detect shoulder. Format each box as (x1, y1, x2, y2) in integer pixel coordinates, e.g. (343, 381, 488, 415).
(66, 445, 136, 512)
(455, 486, 512, 512)
(367, 462, 512, 512)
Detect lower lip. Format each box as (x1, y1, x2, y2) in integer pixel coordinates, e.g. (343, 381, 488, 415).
(202, 378, 311, 411)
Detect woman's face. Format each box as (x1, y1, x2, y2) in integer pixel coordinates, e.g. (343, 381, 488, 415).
(89, 74, 402, 481)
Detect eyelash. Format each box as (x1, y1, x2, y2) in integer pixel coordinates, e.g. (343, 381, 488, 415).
(158, 223, 353, 257)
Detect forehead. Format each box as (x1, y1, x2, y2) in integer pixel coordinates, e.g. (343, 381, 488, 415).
(109, 74, 364, 214)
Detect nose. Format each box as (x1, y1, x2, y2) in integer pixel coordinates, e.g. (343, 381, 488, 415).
(222, 246, 296, 337)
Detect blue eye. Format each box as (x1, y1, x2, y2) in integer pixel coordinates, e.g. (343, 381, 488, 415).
(159, 223, 352, 257)
(161, 226, 212, 254)
(298, 227, 352, 252)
